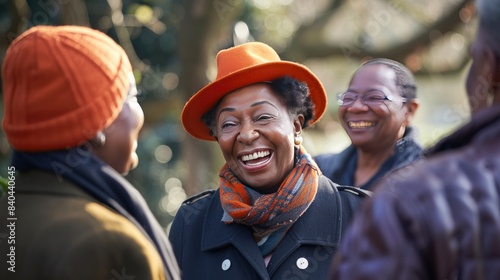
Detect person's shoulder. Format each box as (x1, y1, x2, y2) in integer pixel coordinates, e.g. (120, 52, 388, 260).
(170, 190, 218, 238)
(7, 200, 165, 280)
(314, 146, 356, 172)
(174, 189, 218, 219)
(314, 152, 338, 161)
(314, 152, 339, 166)
(375, 149, 474, 196)
(337, 185, 372, 198)
(59, 201, 157, 247)
(182, 189, 217, 205)
(314, 153, 341, 178)
(37, 200, 155, 247)
(318, 175, 372, 197)
(69, 202, 166, 276)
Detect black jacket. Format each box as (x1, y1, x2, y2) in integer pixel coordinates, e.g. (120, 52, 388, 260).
(331, 105, 500, 280)
(314, 127, 422, 190)
(169, 176, 369, 280)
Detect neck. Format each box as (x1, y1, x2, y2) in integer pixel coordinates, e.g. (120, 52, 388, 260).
(258, 185, 280, 194)
(357, 145, 394, 168)
(354, 143, 396, 187)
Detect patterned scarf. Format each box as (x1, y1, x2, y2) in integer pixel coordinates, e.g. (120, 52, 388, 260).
(219, 146, 319, 255)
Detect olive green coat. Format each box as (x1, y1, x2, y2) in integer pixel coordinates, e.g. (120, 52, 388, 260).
(0, 170, 165, 280)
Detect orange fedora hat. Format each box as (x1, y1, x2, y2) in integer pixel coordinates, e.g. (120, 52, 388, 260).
(181, 42, 327, 141)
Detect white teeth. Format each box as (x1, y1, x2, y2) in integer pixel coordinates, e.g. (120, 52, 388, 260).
(348, 121, 375, 128)
(242, 150, 270, 162)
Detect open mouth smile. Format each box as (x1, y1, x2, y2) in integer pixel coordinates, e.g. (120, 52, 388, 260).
(240, 150, 272, 167)
(348, 121, 376, 129)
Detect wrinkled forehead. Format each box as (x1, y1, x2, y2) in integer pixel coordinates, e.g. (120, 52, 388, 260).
(216, 83, 281, 110)
(350, 64, 398, 90)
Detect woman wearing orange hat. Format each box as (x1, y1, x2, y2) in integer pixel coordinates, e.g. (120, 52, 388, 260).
(169, 42, 370, 279)
(0, 26, 179, 279)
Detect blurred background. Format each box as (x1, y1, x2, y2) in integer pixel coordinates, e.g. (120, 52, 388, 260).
(0, 0, 476, 231)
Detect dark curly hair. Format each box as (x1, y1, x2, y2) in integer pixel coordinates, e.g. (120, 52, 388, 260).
(201, 76, 315, 137)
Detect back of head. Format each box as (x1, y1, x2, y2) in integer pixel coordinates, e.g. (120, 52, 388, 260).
(476, 0, 500, 51)
(2, 25, 132, 151)
(361, 58, 417, 100)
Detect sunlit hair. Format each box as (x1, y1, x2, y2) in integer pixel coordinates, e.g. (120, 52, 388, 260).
(201, 76, 315, 137)
(358, 58, 417, 100)
(476, 0, 500, 51)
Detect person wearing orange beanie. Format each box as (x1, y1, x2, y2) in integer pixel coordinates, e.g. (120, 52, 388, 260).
(0, 25, 180, 280)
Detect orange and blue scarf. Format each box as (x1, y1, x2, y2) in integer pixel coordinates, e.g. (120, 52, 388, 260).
(219, 147, 320, 255)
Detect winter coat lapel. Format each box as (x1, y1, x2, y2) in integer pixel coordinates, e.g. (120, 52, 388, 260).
(267, 177, 342, 276)
(201, 192, 269, 279)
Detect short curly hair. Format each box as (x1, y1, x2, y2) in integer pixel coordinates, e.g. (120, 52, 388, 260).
(201, 76, 315, 137)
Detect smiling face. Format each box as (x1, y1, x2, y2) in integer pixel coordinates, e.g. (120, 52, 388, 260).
(214, 83, 302, 192)
(339, 64, 410, 151)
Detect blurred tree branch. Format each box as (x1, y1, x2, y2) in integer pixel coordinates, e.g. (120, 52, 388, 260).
(281, 0, 472, 70)
(176, 0, 243, 195)
(0, 0, 478, 197)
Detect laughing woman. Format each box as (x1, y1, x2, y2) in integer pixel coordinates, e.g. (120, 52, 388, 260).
(315, 59, 422, 191)
(169, 42, 370, 279)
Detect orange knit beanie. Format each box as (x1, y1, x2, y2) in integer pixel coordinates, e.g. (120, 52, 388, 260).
(2, 25, 132, 151)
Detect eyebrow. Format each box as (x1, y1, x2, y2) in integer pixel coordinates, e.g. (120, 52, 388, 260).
(251, 100, 278, 109)
(347, 88, 384, 94)
(217, 100, 279, 118)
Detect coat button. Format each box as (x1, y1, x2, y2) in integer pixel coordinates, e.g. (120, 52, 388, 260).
(296, 257, 308, 270)
(222, 259, 231, 271)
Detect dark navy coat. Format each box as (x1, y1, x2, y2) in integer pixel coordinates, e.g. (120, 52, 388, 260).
(314, 126, 422, 191)
(169, 175, 368, 280)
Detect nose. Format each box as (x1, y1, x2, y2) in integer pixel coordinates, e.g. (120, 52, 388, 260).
(129, 98, 145, 131)
(237, 121, 259, 144)
(347, 96, 368, 112)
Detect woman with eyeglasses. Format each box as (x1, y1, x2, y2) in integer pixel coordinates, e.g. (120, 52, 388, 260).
(315, 58, 422, 191)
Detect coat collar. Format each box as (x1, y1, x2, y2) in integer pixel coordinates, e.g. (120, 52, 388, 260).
(201, 176, 341, 277)
(16, 170, 95, 199)
(426, 104, 500, 156)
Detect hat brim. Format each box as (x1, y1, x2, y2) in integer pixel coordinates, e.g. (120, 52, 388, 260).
(181, 61, 327, 141)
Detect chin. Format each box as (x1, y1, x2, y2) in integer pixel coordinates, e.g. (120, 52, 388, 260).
(122, 160, 138, 175)
(130, 162, 139, 172)
(115, 160, 137, 176)
(350, 139, 371, 148)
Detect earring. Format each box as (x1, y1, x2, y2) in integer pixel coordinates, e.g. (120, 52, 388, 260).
(90, 131, 106, 147)
(294, 135, 303, 146)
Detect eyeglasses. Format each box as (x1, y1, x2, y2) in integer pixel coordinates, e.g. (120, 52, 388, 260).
(337, 90, 407, 107)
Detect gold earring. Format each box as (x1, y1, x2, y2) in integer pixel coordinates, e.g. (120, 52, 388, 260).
(294, 135, 303, 146)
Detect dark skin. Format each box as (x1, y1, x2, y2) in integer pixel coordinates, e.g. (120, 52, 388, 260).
(213, 83, 304, 194)
(466, 27, 500, 112)
(339, 64, 419, 187)
(91, 77, 144, 175)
